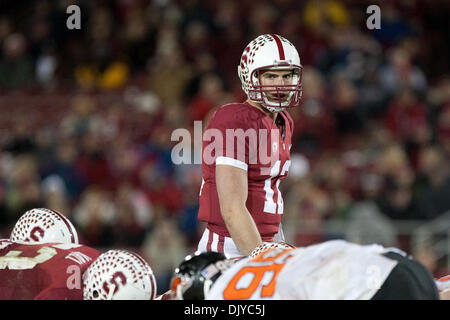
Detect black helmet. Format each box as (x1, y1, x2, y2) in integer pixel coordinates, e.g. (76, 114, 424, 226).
(170, 251, 234, 300)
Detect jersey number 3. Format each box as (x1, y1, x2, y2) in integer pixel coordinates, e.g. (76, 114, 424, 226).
(0, 247, 57, 270)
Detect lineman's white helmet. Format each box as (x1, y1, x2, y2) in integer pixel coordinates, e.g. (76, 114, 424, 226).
(10, 208, 79, 244)
(83, 250, 157, 300)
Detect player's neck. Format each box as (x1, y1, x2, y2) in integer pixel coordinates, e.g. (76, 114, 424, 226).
(246, 99, 278, 121)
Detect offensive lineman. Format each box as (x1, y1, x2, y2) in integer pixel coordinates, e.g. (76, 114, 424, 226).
(197, 34, 303, 258)
(0, 208, 100, 299)
(0, 208, 157, 300)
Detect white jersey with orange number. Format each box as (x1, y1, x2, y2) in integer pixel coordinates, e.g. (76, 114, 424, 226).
(206, 240, 399, 300)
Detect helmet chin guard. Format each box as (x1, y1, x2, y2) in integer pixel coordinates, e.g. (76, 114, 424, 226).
(238, 34, 303, 113)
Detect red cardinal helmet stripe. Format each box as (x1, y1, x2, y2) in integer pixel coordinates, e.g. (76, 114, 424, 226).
(270, 34, 285, 60)
(48, 209, 76, 243)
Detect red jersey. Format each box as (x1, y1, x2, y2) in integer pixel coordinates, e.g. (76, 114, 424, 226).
(0, 239, 101, 300)
(198, 102, 293, 240)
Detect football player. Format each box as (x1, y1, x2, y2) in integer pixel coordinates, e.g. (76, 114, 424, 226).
(1, 208, 157, 300)
(0, 241, 157, 300)
(197, 34, 303, 258)
(172, 240, 440, 300)
(168, 251, 234, 300)
(169, 242, 293, 300)
(0, 239, 100, 299)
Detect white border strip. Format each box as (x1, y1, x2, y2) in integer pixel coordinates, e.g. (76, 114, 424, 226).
(216, 156, 248, 171)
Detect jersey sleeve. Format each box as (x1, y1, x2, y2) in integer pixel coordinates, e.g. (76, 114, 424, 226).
(204, 106, 259, 171)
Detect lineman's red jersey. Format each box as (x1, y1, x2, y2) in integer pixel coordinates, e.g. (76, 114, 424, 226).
(0, 239, 101, 300)
(198, 102, 293, 241)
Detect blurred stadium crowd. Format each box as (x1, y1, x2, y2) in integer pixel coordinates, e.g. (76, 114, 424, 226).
(0, 0, 450, 292)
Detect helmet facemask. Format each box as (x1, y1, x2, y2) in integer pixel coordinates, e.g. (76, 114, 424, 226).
(248, 66, 303, 113)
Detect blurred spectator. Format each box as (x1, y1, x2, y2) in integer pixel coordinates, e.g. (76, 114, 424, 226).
(290, 66, 336, 155)
(149, 48, 193, 104)
(187, 72, 228, 122)
(3, 154, 44, 225)
(2, 119, 36, 156)
(72, 186, 116, 246)
(60, 94, 97, 137)
(40, 139, 86, 202)
(109, 182, 153, 247)
(384, 88, 429, 144)
(248, 1, 280, 36)
(142, 217, 188, 294)
(121, 5, 155, 73)
(345, 201, 398, 247)
(331, 75, 366, 134)
(41, 174, 70, 216)
(76, 130, 112, 189)
(313, 154, 352, 219)
(414, 146, 450, 220)
(35, 45, 58, 88)
(284, 177, 331, 247)
(371, 3, 415, 47)
(374, 144, 419, 220)
(436, 104, 450, 155)
(0, 33, 33, 88)
(378, 46, 427, 97)
(175, 163, 202, 246)
(302, 0, 350, 31)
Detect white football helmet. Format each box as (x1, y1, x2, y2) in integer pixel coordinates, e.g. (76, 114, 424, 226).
(83, 250, 157, 300)
(249, 241, 296, 258)
(10, 208, 79, 244)
(238, 34, 303, 112)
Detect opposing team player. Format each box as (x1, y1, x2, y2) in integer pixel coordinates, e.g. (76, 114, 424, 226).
(169, 242, 292, 300)
(197, 34, 303, 258)
(168, 251, 234, 300)
(172, 240, 440, 300)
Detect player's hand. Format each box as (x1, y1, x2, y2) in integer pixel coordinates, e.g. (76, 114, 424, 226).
(249, 241, 296, 258)
(436, 275, 450, 300)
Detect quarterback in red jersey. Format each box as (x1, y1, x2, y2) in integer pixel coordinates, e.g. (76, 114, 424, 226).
(0, 239, 100, 300)
(197, 34, 303, 258)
